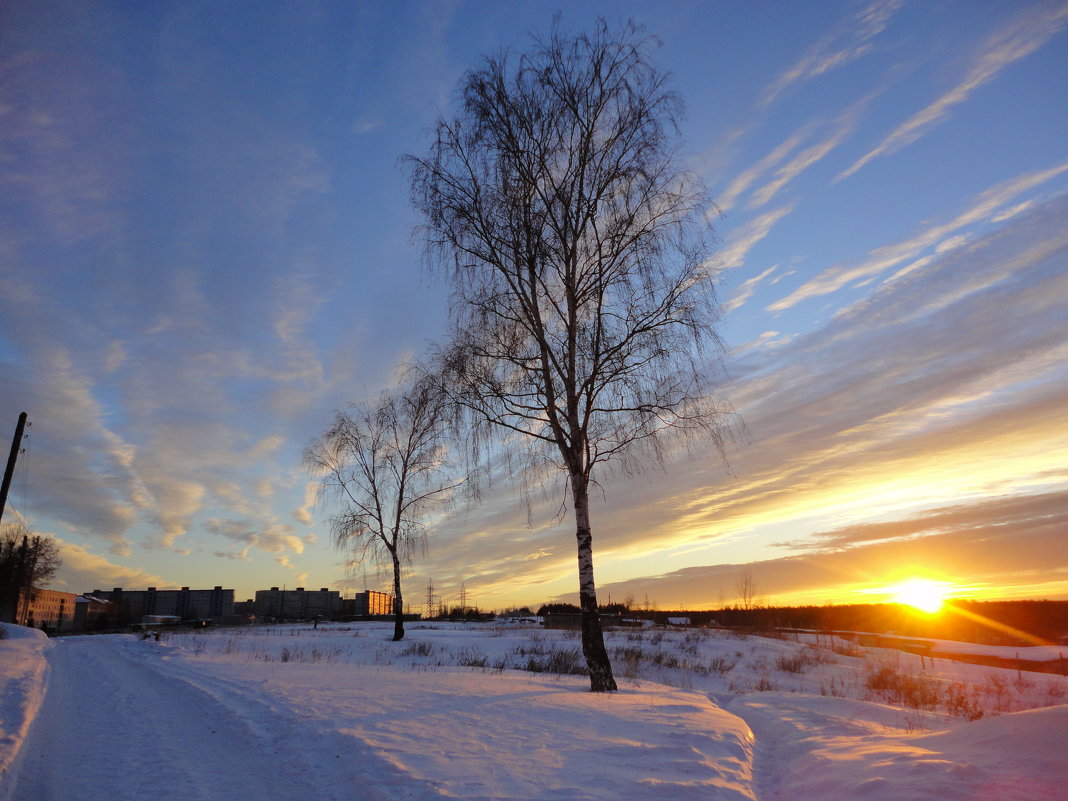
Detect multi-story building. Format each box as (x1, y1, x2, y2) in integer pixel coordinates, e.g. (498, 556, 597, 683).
(22, 588, 79, 631)
(253, 587, 341, 620)
(233, 598, 255, 617)
(72, 594, 117, 630)
(89, 586, 235, 622)
(349, 589, 395, 617)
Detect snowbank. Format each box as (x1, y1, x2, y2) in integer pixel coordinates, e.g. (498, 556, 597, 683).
(0, 624, 50, 781)
(728, 692, 1068, 801)
(161, 654, 758, 800)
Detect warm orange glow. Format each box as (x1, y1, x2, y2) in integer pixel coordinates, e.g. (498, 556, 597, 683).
(891, 578, 951, 613)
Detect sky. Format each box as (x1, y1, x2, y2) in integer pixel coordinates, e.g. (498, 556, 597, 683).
(2, 0, 1066, 612)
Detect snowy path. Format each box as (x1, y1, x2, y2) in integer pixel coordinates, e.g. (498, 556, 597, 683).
(4, 635, 366, 801)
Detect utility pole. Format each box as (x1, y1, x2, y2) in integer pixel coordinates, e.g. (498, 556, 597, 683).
(0, 412, 28, 525)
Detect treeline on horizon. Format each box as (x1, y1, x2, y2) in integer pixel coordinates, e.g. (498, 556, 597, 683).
(531, 600, 1068, 645)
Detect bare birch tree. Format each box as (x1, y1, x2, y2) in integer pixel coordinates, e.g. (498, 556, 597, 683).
(305, 377, 458, 641)
(736, 568, 757, 611)
(408, 20, 731, 690)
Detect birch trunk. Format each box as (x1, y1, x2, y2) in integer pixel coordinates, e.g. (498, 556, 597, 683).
(392, 550, 405, 641)
(572, 472, 617, 691)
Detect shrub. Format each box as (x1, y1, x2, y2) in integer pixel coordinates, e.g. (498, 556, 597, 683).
(524, 646, 586, 676)
(865, 664, 941, 711)
(454, 646, 488, 668)
(613, 645, 645, 663)
(755, 671, 776, 692)
(1043, 680, 1066, 706)
(400, 641, 435, 658)
(982, 672, 1013, 714)
(650, 648, 679, 668)
(944, 682, 984, 720)
(511, 641, 546, 657)
(819, 676, 846, 698)
(829, 638, 863, 658)
(613, 645, 646, 679)
(707, 656, 737, 676)
(776, 654, 807, 674)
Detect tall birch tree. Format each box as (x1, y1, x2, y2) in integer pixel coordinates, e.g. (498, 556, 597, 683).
(408, 21, 730, 690)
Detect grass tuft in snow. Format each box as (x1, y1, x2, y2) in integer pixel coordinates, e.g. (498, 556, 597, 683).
(400, 641, 435, 658)
(522, 646, 585, 676)
(866, 664, 942, 711)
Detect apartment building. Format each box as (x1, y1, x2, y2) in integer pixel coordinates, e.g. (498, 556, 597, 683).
(253, 587, 341, 620)
(89, 586, 235, 621)
(22, 588, 79, 630)
(349, 589, 395, 617)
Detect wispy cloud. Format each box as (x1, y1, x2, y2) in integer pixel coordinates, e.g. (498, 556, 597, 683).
(293, 481, 319, 526)
(588, 486, 1068, 607)
(731, 330, 792, 357)
(774, 490, 1068, 553)
(716, 131, 808, 215)
(0, 345, 144, 554)
(717, 89, 874, 216)
(748, 99, 871, 209)
(761, 0, 904, 107)
(769, 161, 1068, 311)
(204, 516, 307, 555)
(718, 205, 796, 270)
(724, 265, 780, 313)
(839, 3, 1068, 179)
(425, 196, 1068, 607)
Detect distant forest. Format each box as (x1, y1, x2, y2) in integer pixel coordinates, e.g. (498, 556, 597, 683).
(632, 601, 1067, 646)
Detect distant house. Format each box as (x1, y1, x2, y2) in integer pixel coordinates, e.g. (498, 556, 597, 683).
(667, 616, 691, 626)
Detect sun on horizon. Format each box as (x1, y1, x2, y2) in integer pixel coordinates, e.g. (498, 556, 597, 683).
(891, 578, 953, 614)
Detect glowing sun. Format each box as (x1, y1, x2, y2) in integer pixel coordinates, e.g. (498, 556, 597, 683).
(891, 579, 951, 613)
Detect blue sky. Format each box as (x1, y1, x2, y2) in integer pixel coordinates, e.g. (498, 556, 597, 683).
(2, 0, 1066, 611)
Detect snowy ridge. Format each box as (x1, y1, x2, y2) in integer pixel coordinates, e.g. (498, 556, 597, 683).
(0, 623, 50, 788)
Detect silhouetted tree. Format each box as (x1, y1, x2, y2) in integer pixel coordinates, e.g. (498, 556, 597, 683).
(0, 525, 62, 624)
(306, 377, 460, 641)
(409, 20, 730, 690)
(736, 568, 758, 611)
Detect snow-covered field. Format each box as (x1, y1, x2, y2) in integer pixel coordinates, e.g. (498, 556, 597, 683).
(2, 620, 1066, 800)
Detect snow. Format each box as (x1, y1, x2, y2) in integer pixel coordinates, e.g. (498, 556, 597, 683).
(2, 621, 1066, 800)
(0, 623, 49, 784)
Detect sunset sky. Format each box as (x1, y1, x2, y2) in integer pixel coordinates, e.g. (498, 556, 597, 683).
(2, 0, 1066, 612)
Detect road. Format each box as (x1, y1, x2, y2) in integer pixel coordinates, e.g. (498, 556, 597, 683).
(4, 635, 361, 801)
